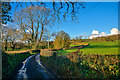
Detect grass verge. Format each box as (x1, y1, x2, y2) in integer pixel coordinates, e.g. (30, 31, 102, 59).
(2, 51, 31, 79)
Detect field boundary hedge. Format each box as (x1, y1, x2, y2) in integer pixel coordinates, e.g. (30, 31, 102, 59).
(5, 49, 40, 54)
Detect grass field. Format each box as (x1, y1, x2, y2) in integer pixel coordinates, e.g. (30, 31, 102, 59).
(57, 42, 119, 55)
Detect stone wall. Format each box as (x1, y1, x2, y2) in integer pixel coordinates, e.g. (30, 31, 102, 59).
(40, 49, 56, 57)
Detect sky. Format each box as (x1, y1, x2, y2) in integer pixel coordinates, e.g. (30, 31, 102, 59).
(7, 2, 118, 39)
(52, 2, 118, 38)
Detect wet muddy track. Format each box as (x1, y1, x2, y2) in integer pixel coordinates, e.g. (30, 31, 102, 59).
(15, 54, 58, 80)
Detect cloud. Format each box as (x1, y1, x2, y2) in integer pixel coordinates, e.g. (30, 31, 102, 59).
(101, 32, 106, 35)
(107, 28, 120, 36)
(99, 32, 106, 37)
(89, 30, 106, 39)
(89, 28, 120, 39)
(92, 30, 99, 34)
(89, 34, 99, 39)
(110, 28, 120, 35)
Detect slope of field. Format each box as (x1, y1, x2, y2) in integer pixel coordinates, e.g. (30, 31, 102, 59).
(57, 42, 118, 55)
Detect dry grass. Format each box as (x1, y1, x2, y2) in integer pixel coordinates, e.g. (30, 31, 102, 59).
(5, 49, 35, 54)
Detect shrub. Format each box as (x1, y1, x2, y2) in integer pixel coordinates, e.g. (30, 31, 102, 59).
(54, 31, 71, 49)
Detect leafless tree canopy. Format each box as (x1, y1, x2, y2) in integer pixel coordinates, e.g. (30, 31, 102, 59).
(14, 5, 56, 49)
(2, 1, 85, 50)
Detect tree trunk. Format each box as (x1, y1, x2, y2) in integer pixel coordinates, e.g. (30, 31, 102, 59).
(48, 39, 49, 49)
(5, 35, 8, 51)
(48, 31, 50, 49)
(5, 39, 7, 51)
(31, 21, 34, 48)
(1, 28, 3, 50)
(38, 23, 44, 47)
(35, 21, 39, 43)
(28, 40, 30, 49)
(34, 21, 39, 49)
(13, 44, 15, 51)
(11, 41, 14, 51)
(11, 40, 16, 51)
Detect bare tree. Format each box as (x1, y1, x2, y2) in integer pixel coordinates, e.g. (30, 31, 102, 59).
(1, 24, 9, 50)
(8, 28, 20, 51)
(14, 5, 56, 49)
(33, 6, 56, 48)
(44, 30, 56, 49)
